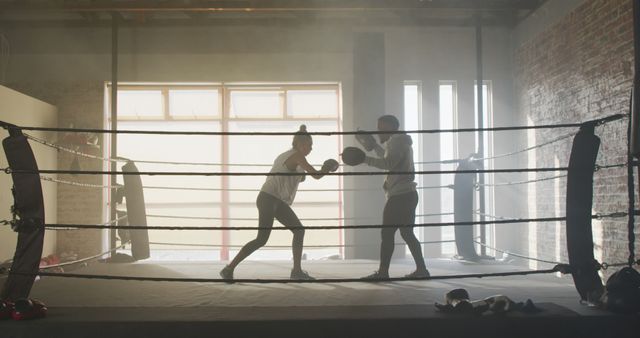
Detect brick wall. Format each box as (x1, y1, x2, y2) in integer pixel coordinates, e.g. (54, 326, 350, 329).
(514, 0, 638, 275)
(8, 81, 105, 258)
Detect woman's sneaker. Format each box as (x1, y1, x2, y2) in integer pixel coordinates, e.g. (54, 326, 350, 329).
(360, 270, 389, 281)
(290, 269, 315, 280)
(404, 269, 430, 279)
(219, 265, 234, 283)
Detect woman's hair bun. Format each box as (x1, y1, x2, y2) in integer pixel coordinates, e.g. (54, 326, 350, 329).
(299, 124, 307, 132)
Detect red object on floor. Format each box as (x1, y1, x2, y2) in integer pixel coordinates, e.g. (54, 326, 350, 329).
(39, 254, 61, 268)
(0, 300, 13, 320)
(11, 299, 47, 320)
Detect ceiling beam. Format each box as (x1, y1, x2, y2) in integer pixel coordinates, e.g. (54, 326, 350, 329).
(0, 0, 547, 13)
(0, 15, 517, 29)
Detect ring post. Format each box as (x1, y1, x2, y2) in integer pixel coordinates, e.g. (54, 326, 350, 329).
(1, 127, 46, 300)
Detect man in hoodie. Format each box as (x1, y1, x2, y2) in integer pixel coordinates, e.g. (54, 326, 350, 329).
(358, 115, 430, 280)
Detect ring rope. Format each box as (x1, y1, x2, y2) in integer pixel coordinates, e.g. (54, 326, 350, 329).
(40, 175, 119, 189)
(23, 133, 325, 168)
(40, 173, 563, 192)
(104, 215, 127, 225)
(144, 212, 453, 222)
(599, 260, 640, 270)
(3, 214, 627, 232)
(35, 216, 573, 231)
(46, 215, 128, 231)
(39, 243, 127, 270)
(147, 239, 456, 249)
(12, 163, 621, 177)
(25, 129, 576, 168)
(473, 240, 564, 265)
(3, 167, 573, 177)
(38, 167, 613, 192)
(473, 211, 508, 221)
(33, 211, 628, 230)
(0, 113, 623, 136)
(130, 183, 453, 191)
(39, 175, 452, 192)
(470, 131, 578, 162)
(4, 267, 563, 284)
(476, 211, 629, 221)
(595, 163, 628, 171)
(477, 174, 567, 187)
(27, 212, 628, 232)
(416, 130, 579, 165)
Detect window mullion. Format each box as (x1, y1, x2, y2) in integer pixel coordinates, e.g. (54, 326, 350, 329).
(163, 87, 170, 120)
(282, 89, 287, 119)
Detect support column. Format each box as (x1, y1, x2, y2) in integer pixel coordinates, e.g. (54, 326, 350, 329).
(475, 14, 487, 256)
(346, 32, 386, 259)
(109, 13, 119, 254)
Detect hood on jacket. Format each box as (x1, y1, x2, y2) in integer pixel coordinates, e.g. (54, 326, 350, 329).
(386, 133, 413, 147)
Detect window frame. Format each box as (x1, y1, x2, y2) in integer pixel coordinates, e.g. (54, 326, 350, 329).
(105, 82, 343, 260)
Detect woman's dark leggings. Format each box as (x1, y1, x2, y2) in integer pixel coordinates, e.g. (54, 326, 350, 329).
(378, 190, 427, 274)
(228, 191, 305, 271)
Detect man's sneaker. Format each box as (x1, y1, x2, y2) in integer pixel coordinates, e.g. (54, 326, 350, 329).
(290, 269, 315, 280)
(219, 265, 234, 283)
(11, 299, 47, 321)
(404, 269, 430, 279)
(360, 270, 389, 281)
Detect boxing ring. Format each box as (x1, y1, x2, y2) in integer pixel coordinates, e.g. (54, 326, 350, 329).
(0, 109, 638, 338)
(2, 260, 627, 338)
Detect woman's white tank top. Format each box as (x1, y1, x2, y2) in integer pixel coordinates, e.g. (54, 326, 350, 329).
(260, 148, 305, 205)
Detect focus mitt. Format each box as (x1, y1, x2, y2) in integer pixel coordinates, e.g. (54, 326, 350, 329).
(355, 131, 377, 152)
(341, 147, 366, 166)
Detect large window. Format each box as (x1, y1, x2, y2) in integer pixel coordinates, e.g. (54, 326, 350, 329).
(437, 81, 494, 257)
(474, 81, 495, 254)
(403, 82, 423, 255)
(106, 83, 342, 261)
(439, 82, 458, 256)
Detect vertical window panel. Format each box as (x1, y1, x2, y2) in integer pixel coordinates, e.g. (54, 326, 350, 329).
(439, 82, 457, 256)
(474, 82, 495, 253)
(403, 82, 422, 255)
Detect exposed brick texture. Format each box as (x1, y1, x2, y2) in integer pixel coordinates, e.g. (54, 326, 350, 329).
(514, 0, 638, 277)
(8, 82, 105, 258)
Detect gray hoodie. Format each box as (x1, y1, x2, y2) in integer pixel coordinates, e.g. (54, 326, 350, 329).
(364, 133, 417, 198)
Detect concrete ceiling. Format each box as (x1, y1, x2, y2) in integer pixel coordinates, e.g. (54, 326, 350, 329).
(0, 0, 547, 27)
